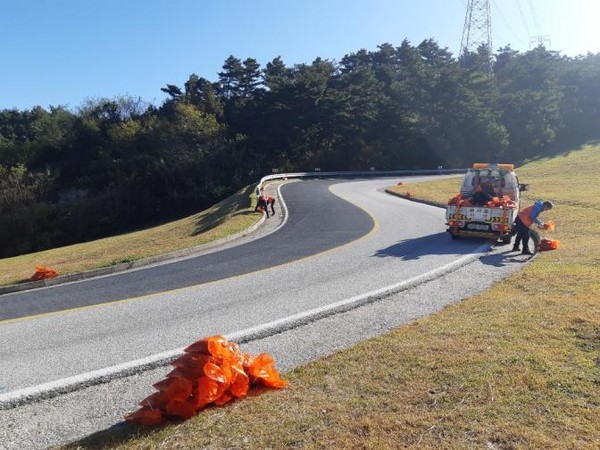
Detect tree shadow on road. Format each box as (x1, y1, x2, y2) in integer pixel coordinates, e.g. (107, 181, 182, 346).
(375, 233, 533, 266)
(373, 232, 489, 260)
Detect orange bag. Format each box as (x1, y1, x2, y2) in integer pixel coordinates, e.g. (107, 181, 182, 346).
(30, 264, 59, 281)
(539, 238, 559, 251)
(152, 377, 193, 402)
(248, 353, 289, 388)
(543, 220, 555, 231)
(447, 193, 461, 205)
(125, 335, 287, 426)
(487, 195, 516, 209)
(184, 334, 235, 358)
(124, 406, 163, 426)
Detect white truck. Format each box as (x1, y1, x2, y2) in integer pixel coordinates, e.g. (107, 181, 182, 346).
(445, 163, 527, 243)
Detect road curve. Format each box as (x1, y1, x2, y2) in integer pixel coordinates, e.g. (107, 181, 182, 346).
(0, 176, 490, 392)
(0, 180, 373, 321)
(0, 176, 531, 449)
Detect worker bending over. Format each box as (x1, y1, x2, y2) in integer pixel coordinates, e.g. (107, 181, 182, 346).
(513, 200, 553, 255)
(255, 195, 276, 218)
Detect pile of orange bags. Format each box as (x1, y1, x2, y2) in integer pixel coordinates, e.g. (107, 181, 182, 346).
(125, 335, 287, 426)
(30, 264, 59, 281)
(487, 195, 517, 208)
(447, 193, 472, 207)
(447, 194, 517, 209)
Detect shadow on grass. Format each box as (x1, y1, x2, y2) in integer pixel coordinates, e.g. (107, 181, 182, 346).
(192, 184, 256, 236)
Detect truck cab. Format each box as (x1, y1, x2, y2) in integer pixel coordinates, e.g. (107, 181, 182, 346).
(446, 163, 525, 243)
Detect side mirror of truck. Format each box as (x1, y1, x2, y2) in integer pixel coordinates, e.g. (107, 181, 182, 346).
(519, 183, 530, 192)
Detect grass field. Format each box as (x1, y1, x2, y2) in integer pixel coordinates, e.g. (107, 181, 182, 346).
(55, 144, 600, 448)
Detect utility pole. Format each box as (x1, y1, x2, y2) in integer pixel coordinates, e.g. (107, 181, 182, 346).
(459, 0, 493, 75)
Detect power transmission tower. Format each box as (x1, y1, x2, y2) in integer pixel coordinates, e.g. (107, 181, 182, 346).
(530, 35, 551, 49)
(460, 0, 493, 75)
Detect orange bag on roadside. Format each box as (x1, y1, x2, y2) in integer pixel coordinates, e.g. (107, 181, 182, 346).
(30, 264, 59, 281)
(539, 238, 559, 251)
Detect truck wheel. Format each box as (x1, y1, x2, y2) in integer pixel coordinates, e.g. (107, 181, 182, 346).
(501, 237, 511, 245)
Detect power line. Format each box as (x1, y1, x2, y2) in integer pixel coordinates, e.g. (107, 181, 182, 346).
(515, 0, 531, 38)
(527, 0, 542, 35)
(527, 0, 550, 49)
(491, 0, 527, 47)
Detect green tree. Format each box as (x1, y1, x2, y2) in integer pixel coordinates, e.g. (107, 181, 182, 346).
(557, 53, 600, 144)
(495, 46, 564, 160)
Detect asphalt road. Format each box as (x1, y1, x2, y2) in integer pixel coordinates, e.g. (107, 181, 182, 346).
(0, 180, 373, 321)
(0, 177, 531, 449)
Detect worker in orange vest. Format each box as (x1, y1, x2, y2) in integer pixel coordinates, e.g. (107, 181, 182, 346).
(513, 200, 554, 255)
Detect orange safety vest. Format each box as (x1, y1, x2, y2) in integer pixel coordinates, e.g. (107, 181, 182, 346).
(518, 204, 535, 227)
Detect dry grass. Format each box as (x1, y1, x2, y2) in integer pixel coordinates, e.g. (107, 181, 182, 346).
(66, 144, 600, 449)
(0, 184, 261, 286)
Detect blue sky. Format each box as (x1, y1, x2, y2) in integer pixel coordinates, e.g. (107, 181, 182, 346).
(1, 0, 598, 111)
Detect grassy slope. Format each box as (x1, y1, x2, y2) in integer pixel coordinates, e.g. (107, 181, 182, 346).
(0, 184, 260, 286)
(65, 145, 598, 449)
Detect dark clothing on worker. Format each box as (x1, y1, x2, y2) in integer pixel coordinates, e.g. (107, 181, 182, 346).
(256, 195, 269, 217)
(470, 182, 494, 206)
(266, 196, 276, 215)
(513, 215, 532, 254)
(471, 190, 493, 206)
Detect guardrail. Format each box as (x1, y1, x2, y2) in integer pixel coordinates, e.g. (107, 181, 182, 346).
(257, 168, 466, 192)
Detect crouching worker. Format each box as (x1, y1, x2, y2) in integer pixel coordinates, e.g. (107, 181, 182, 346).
(513, 200, 554, 255)
(255, 195, 269, 218)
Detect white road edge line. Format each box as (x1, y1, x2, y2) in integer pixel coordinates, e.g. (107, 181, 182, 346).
(0, 241, 489, 410)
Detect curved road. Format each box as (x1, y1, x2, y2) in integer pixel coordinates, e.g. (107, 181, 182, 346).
(0, 176, 529, 449)
(0, 180, 372, 321)
(0, 176, 488, 391)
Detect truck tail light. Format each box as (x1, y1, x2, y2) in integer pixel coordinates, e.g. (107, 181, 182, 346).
(491, 223, 509, 231)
